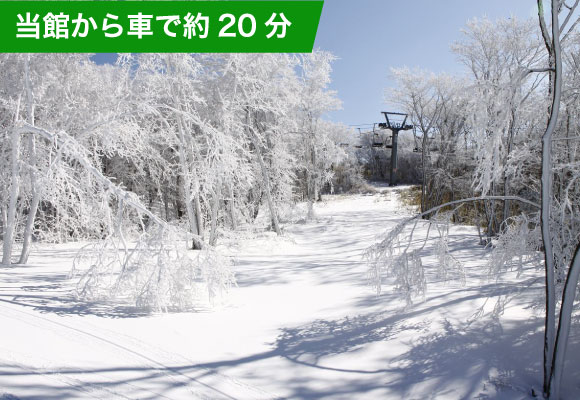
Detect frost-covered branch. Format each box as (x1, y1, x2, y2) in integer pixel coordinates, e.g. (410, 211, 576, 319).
(16, 123, 171, 231)
(14, 123, 235, 311)
(366, 195, 540, 302)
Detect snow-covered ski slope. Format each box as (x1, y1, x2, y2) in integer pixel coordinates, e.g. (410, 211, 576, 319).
(1, 187, 578, 399)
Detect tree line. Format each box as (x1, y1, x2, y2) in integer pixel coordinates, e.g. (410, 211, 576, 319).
(0, 52, 357, 264)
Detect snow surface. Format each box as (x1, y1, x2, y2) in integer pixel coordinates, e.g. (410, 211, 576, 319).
(1, 187, 578, 399)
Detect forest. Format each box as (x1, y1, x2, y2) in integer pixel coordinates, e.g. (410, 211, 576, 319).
(0, 51, 358, 304)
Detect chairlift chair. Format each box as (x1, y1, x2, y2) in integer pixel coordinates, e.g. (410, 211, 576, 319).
(370, 123, 384, 147)
(372, 132, 384, 147)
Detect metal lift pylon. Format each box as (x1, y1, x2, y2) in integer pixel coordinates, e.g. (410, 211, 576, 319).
(378, 112, 413, 187)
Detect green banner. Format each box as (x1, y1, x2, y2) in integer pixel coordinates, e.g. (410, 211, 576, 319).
(0, 1, 323, 53)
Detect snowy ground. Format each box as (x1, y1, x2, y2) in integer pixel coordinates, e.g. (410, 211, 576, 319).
(1, 187, 579, 399)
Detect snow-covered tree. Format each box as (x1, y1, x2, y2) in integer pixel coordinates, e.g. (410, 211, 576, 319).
(371, 2, 580, 397)
(0, 50, 348, 312)
(295, 51, 342, 218)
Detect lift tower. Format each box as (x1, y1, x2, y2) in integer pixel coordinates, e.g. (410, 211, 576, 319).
(378, 112, 413, 186)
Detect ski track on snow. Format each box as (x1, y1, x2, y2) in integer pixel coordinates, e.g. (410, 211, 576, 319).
(0, 296, 281, 399)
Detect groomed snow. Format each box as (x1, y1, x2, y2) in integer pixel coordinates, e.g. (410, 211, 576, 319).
(1, 188, 578, 399)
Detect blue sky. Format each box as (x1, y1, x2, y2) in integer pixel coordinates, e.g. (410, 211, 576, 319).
(313, 0, 536, 126)
(92, 0, 537, 126)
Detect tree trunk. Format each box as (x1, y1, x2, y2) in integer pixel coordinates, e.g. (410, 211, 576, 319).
(194, 192, 204, 242)
(549, 242, 580, 399)
(175, 120, 203, 250)
(209, 180, 221, 246)
(503, 109, 517, 223)
(1, 203, 7, 241)
(2, 93, 23, 266)
(246, 109, 281, 235)
(540, 0, 561, 395)
(228, 180, 237, 231)
(19, 186, 40, 264)
(163, 187, 170, 221)
(307, 131, 318, 219)
(421, 131, 428, 215)
(2, 127, 22, 265)
(168, 57, 204, 250)
(19, 55, 40, 265)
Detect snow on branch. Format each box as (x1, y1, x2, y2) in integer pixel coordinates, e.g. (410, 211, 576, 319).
(17, 123, 235, 312)
(16, 124, 169, 230)
(366, 196, 540, 302)
(487, 213, 543, 277)
(73, 224, 234, 312)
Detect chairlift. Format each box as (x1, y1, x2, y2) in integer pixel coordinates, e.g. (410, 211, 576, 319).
(370, 123, 384, 147)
